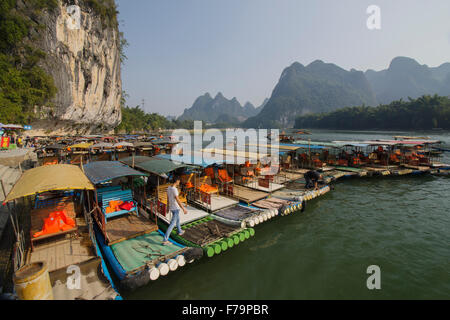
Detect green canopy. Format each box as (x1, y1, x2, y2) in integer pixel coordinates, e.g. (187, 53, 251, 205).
(121, 156, 192, 176)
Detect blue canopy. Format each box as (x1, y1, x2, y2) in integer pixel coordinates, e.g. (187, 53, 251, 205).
(280, 143, 325, 150)
(83, 161, 148, 185)
(156, 153, 225, 167)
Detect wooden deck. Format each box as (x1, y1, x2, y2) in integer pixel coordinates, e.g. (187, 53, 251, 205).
(242, 180, 285, 193)
(272, 171, 304, 184)
(105, 214, 158, 245)
(156, 204, 209, 226)
(402, 164, 431, 171)
(28, 217, 96, 273)
(230, 185, 268, 204)
(190, 194, 239, 212)
(286, 168, 310, 175)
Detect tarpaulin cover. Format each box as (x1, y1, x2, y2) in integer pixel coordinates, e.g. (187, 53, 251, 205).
(4, 164, 94, 203)
(68, 142, 93, 149)
(121, 156, 191, 175)
(90, 142, 114, 149)
(83, 161, 148, 185)
(111, 231, 183, 272)
(213, 205, 258, 221)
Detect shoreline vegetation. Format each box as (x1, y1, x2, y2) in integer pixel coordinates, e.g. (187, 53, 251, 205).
(294, 95, 450, 131)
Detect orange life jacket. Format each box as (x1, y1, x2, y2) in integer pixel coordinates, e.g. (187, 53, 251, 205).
(33, 211, 76, 238)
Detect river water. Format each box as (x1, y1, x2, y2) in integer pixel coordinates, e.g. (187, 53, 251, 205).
(124, 130, 450, 299)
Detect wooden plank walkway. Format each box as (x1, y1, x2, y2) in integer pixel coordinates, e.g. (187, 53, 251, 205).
(28, 218, 96, 273)
(230, 185, 268, 204)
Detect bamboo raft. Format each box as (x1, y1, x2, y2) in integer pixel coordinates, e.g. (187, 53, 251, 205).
(333, 166, 368, 176)
(251, 197, 297, 216)
(212, 204, 279, 227)
(159, 217, 255, 258)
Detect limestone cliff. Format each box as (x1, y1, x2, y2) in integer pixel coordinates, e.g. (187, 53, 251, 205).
(28, 0, 122, 135)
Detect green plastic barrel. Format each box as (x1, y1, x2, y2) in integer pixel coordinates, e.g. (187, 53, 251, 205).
(232, 235, 240, 245)
(239, 232, 245, 242)
(213, 243, 221, 255)
(249, 228, 255, 237)
(243, 230, 250, 239)
(205, 246, 215, 258)
(220, 241, 228, 251)
(226, 238, 234, 248)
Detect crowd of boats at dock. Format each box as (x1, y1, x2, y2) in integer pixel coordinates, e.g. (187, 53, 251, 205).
(2, 133, 449, 299)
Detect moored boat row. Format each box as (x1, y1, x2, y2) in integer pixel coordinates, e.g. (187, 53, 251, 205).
(2, 133, 448, 299)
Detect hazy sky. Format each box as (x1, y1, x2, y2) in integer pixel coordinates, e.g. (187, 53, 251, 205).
(116, 0, 450, 116)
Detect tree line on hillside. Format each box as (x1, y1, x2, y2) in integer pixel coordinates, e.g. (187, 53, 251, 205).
(115, 105, 199, 133)
(294, 95, 450, 130)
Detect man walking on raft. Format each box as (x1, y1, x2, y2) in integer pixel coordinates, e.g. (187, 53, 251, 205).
(162, 178, 188, 245)
(304, 170, 322, 190)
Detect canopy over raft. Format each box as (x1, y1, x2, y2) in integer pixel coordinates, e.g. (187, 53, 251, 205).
(3, 164, 94, 203)
(83, 161, 148, 185)
(121, 156, 193, 176)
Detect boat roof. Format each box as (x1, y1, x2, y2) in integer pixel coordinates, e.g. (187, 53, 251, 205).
(151, 139, 179, 145)
(201, 148, 270, 161)
(364, 139, 441, 146)
(293, 140, 341, 148)
(68, 142, 93, 149)
(113, 142, 134, 148)
(133, 141, 154, 148)
(120, 156, 192, 176)
(393, 136, 431, 140)
(43, 143, 67, 150)
(83, 161, 148, 185)
(332, 141, 370, 148)
(89, 142, 114, 149)
(4, 164, 94, 203)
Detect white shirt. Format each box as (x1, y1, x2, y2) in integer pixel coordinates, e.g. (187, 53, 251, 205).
(167, 186, 181, 211)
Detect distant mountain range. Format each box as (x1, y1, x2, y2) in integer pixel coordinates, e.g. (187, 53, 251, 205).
(178, 57, 450, 128)
(244, 57, 450, 128)
(178, 92, 267, 123)
(365, 57, 450, 104)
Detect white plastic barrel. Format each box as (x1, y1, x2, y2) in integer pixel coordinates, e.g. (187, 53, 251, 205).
(158, 262, 169, 276)
(176, 255, 186, 267)
(253, 217, 259, 225)
(247, 219, 255, 228)
(149, 267, 160, 281)
(258, 215, 264, 224)
(167, 259, 178, 271)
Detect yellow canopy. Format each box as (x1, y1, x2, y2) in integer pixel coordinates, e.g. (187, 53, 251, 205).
(4, 164, 94, 203)
(68, 142, 93, 149)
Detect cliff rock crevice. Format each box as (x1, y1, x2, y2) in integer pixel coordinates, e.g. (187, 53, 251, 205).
(29, 0, 122, 135)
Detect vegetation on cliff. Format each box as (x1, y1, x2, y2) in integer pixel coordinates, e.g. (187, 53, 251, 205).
(0, 0, 58, 124)
(116, 104, 198, 133)
(294, 95, 450, 130)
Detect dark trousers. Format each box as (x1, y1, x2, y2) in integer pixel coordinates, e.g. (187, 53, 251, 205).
(305, 176, 316, 189)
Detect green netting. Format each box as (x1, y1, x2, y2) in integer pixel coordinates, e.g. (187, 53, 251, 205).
(111, 231, 182, 272)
